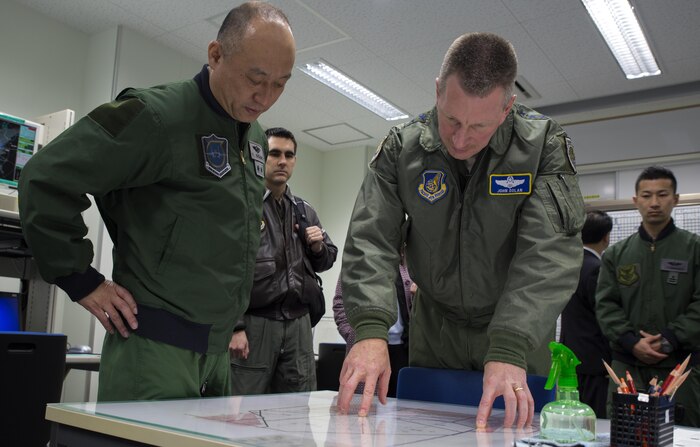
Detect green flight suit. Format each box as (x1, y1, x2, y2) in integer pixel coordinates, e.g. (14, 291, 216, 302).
(342, 105, 585, 374)
(19, 67, 267, 400)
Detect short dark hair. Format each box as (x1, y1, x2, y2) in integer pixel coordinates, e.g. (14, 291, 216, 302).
(437, 32, 517, 105)
(635, 166, 677, 194)
(581, 210, 612, 244)
(217, 1, 291, 56)
(265, 127, 297, 153)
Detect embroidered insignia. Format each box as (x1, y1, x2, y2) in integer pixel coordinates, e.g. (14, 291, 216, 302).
(370, 136, 388, 165)
(201, 134, 231, 178)
(260, 220, 266, 232)
(418, 170, 448, 203)
(517, 108, 547, 120)
(617, 264, 640, 286)
(667, 272, 679, 285)
(661, 259, 688, 273)
(489, 173, 532, 195)
(254, 161, 264, 178)
(248, 141, 265, 163)
(565, 136, 577, 173)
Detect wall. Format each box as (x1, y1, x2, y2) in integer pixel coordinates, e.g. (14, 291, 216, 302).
(0, 1, 88, 118)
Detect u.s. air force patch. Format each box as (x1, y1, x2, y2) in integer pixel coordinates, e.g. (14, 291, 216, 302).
(617, 264, 640, 286)
(201, 134, 231, 178)
(489, 173, 532, 195)
(418, 170, 447, 203)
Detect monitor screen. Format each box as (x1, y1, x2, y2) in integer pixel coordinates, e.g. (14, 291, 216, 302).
(0, 292, 21, 331)
(0, 113, 41, 188)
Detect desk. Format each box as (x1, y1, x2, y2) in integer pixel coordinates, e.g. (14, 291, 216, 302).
(64, 353, 100, 377)
(47, 391, 609, 447)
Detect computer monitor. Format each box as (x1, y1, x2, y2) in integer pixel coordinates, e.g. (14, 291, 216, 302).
(0, 112, 42, 188)
(0, 291, 21, 331)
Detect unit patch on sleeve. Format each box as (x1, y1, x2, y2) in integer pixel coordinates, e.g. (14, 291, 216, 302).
(489, 173, 532, 195)
(201, 134, 231, 178)
(418, 170, 448, 203)
(565, 136, 577, 173)
(248, 141, 265, 178)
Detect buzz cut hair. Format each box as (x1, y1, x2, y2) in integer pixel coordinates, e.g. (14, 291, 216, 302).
(437, 32, 517, 106)
(635, 166, 678, 194)
(216, 1, 291, 56)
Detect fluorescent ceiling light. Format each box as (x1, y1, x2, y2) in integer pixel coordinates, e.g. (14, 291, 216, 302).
(581, 0, 661, 79)
(298, 60, 409, 121)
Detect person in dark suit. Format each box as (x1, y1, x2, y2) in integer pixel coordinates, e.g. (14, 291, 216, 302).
(561, 209, 613, 418)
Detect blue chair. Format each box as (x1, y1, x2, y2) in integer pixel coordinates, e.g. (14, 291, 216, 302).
(396, 366, 555, 412)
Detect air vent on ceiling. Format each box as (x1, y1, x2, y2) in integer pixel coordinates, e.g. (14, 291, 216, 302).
(514, 76, 541, 100)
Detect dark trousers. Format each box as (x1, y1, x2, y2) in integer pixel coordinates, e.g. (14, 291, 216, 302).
(578, 373, 609, 418)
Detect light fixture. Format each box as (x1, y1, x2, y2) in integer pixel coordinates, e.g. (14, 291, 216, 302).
(298, 60, 409, 121)
(581, 0, 661, 79)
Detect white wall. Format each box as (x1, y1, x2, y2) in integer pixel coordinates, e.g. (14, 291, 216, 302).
(0, 1, 88, 119)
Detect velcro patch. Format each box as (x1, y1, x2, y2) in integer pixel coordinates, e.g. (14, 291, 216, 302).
(88, 98, 145, 138)
(489, 174, 532, 195)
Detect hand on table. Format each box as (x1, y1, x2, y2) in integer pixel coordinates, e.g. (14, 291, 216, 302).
(337, 338, 391, 417)
(476, 361, 533, 429)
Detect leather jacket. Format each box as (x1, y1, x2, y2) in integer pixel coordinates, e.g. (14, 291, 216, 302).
(246, 186, 337, 322)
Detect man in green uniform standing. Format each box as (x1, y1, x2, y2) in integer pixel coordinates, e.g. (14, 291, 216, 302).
(337, 32, 585, 428)
(18, 2, 296, 401)
(596, 166, 700, 427)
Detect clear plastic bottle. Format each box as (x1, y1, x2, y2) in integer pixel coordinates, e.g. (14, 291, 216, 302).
(539, 342, 597, 443)
(540, 387, 596, 442)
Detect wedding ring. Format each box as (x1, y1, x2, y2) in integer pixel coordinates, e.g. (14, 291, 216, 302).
(512, 384, 524, 392)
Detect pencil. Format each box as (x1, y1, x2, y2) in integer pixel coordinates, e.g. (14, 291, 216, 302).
(625, 370, 637, 394)
(678, 354, 692, 376)
(666, 370, 691, 398)
(659, 364, 681, 395)
(603, 360, 622, 386)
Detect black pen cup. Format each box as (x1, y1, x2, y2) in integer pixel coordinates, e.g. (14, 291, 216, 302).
(610, 393, 674, 447)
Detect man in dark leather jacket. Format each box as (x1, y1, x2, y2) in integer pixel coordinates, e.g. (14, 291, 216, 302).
(229, 127, 337, 394)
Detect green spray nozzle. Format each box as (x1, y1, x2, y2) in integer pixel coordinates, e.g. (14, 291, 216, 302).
(544, 341, 581, 390)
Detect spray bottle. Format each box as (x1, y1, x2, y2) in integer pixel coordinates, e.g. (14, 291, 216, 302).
(540, 341, 596, 443)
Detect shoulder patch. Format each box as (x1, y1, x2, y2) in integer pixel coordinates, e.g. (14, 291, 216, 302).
(88, 98, 146, 138)
(370, 135, 388, 165)
(517, 108, 547, 120)
(564, 136, 577, 173)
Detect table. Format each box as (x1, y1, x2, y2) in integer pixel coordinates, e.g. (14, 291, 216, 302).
(64, 353, 100, 379)
(48, 391, 562, 447)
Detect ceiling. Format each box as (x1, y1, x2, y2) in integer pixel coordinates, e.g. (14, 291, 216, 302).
(13, 0, 700, 152)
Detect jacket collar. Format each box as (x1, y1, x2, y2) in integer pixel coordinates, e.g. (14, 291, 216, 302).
(638, 218, 676, 242)
(263, 184, 295, 202)
(419, 106, 514, 157)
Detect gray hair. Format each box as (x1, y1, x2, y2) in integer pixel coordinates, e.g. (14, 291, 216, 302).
(437, 32, 517, 106)
(216, 1, 291, 56)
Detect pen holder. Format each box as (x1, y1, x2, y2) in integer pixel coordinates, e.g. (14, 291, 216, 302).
(610, 393, 674, 447)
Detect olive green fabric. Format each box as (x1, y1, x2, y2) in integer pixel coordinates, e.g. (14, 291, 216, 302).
(98, 332, 231, 401)
(19, 78, 267, 354)
(230, 314, 317, 394)
(342, 105, 584, 370)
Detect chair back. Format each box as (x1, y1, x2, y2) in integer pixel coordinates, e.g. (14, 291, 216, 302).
(396, 366, 555, 412)
(316, 342, 347, 391)
(0, 331, 67, 447)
